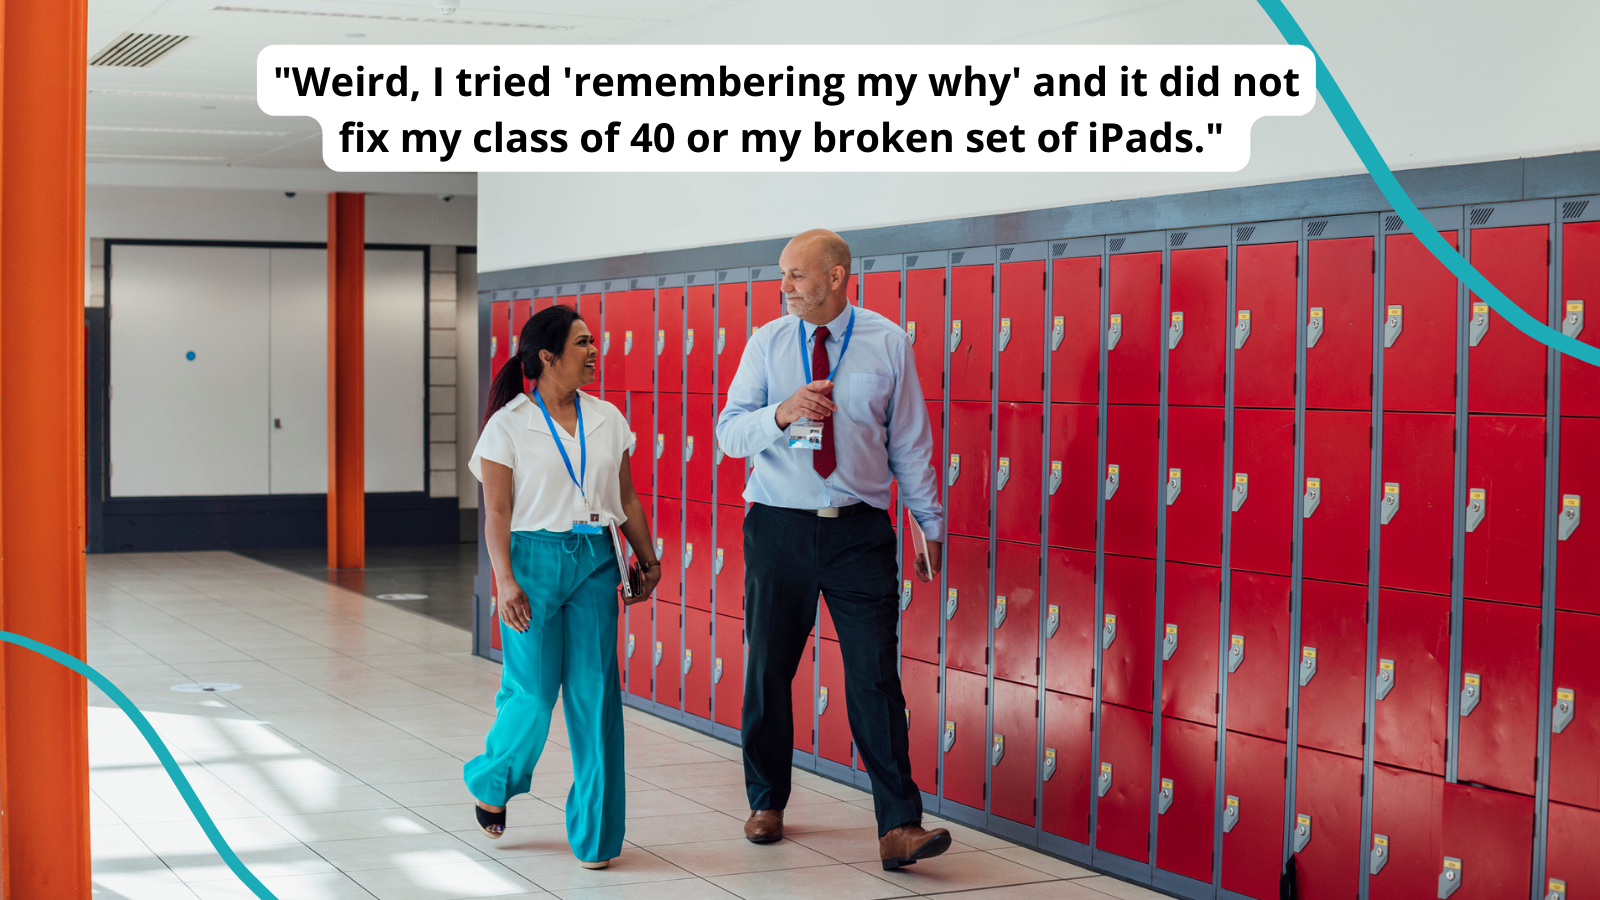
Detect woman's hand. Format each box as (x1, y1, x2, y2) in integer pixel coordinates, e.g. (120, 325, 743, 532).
(497, 579, 532, 632)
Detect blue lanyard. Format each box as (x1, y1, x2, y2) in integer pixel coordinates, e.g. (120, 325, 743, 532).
(532, 390, 586, 500)
(799, 307, 856, 384)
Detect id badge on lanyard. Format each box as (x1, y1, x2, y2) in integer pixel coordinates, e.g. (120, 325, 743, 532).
(533, 391, 605, 534)
(788, 309, 855, 451)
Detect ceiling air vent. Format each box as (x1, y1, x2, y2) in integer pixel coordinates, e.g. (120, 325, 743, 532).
(91, 33, 191, 67)
(1562, 200, 1589, 220)
(1235, 226, 1256, 243)
(1384, 215, 1404, 232)
(1108, 238, 1126, 253)
(1169, 232, 1188, 247)
(1469, 207, 1495, 226)
(1306, 220, 1329, 237)
(999, 247, 1014, 261)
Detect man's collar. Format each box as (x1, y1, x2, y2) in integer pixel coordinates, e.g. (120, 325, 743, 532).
(804, 304, 853, 340)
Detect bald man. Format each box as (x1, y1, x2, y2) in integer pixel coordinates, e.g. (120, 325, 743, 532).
(716, 230, 950, 869)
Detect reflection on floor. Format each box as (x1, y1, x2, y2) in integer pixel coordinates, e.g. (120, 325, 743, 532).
(240, 543, 479, 631)
(87, 551, 1161, 900)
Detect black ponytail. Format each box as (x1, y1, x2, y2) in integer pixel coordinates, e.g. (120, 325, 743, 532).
(484, 304, 584, 427)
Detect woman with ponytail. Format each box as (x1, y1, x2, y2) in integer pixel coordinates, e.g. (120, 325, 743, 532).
(464, 305, 660, 869)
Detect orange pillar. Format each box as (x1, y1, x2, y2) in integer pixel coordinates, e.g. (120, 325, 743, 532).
(1, 0, 91, 894)
(327, 193, 365, 569)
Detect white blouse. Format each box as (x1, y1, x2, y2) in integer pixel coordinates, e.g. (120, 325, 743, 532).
(469, 391, 636, 533)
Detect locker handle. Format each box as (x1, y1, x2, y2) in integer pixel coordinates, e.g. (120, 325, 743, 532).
(716, 327, 726, 355)
(655, 329, 666, 356)
(949, 320, 963, 353)
(1231, 473, 1249, 512)
(684, 436, 694, 462)
(626, 633, 635, 659)
(1549, 878, 1568, 900)
(1165, 468, 1182, 506)
(713, 657, 723, 684)
(1563, 299, 1584, 339)
(1045, 604, 1060, 639)
(1460, 672, 1481, 717)
(998, 317, 1011, 352)
(624, 330, 634, 355)
(655, 434, 665, 460)
(1369, 834, 1389, 876)
(943, 720, 957, 752)
(1302, 477, 1321, 519)
(1227, 634, 1245, 673)
(714, 548, 725, 575)
(817, 686, 828, 716)
(1051, 316, 1064, 351)
(996, 457, 1010, 492)
(993, 595, 1007, 630)
(1306, 306, 1325, 348)
(1097, 762, 1112, 797)
(1101, 614, 1117, 649)
(1222, 795, 1240, 833)
(1168, 311, 1184, 350)
(652, 640, 663, 666)
(682, 648, 693, 674)
(1157, 778, 1173, 814)
(1107, 314, 1122, 351)
(1381, 483, 1401, 525)
(906, 321, 917, 346)
(1559, 494, 1581, 541)
(1439, 856, 1462, 898)
(900, 579, 913, 612)
(1104, 464, 1120, 501)
(1162, 624, 1178, 661)
(947, 454, 961, 487)
(1468, 303, 1489, 347)
(1292, 813, 1312, 853)
(601, 332, 610, 356)
(1048, 461, 1062, 496)
(945, 589, 959, 622)
(1234, 310, 1251, 350)
(1553, 687, 1576, 734)
(684, 329, 694, 355)
(1384, 305, 1403, 348)
(1376, 659, 1396, 701)
(715, 444, 725, 466)
(1299, 647, 1317, 687)
(1465, 488, 1487, 533)
(991, 733, 1005, 766)
(1043, 748, 1057, 781)
(683, 543, 693, 569)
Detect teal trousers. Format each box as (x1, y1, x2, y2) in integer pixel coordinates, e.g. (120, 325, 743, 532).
(464, 529, 626, 862)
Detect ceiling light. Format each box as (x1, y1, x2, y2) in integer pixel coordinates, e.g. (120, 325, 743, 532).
(212, 5, 576, 30)
(345, 32, 365, 37)
(89, 88, 254, 102)
(436, 3, 458, 14)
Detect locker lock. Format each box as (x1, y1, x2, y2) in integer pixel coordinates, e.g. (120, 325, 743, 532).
(1548, 878, 1568, 900)
(1460, 672, 1482, 717)
(943, 720, 957, 752)
(996, 457, 1011, 492)
(1043, 748, 1057, 781)
(949, 319, 963, 353)
(993, 595, 1008, 630)
(1223, 795, 1240, 833)
(715, 443, 725, 466)
(1234, 310, 1252, 350)
(1438, 856, 1462, 898)
(817, 686, 828, 716)
(491, 336, 499, 358)
(685, 435, 695, 461)
(1049, 460, 1063, 496)
(1465, 488, 1487, 533)
(906, 321, 917, 345)
(601, 332, 610, 355)
(1302, 477, 1322, 519)
(685, 329, 695, 355)
(1097, 762, 1112, 797)
(1051, 316, 1065, 352)
(991, 733, 1005, 766)
(1299, 646, 1318, 687)
(1231, 473, 1249, 512)
(1563, 299, 1584, 339)
(1227, 634, 1245, 674)
(1384, 305, 1404, 348)
(900, 579, 913, 612)
(1376, 659, 1396, 701)
(624, 330, 634, 355)
(714, 548, 725, 575)
(653, 640, 663, 667)
(682, 648, 693, 675)
(655, 537, 664, 560)
(683, 543, 694, 569)
(945, 588, 959, 622)
(655, 329, 666, 356)
(716, 327, 727, 355)
(713, 657, 723, 684)
(1162, 624, 1178, 661)
(1306, 306, 1325, 349)
(998, 317, 1012, 352)
(1381, 483, 1401, 525)
(1293, 813, 1312, 853)
(627, 633, 635, 659)
(948, 454, 961, 487)
(1468, 303, 1490, 347)
(1046, 604, 1060, 639)
(1105, 463, 1120, 500)
(1369, 834, 1389, 876)
(1102, 613, 1117, 649)
(1553, 687, 1576, 734)
(1168, 311, 1184, 349)
(1559, 494, 1581, 541)
(655, 434, 665, 460)
(1157, 778, 1174, 814)
(1166, 468, 1182, 506)
(1107, 314, 1123, 351)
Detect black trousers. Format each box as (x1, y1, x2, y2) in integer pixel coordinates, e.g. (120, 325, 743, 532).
(741, 502, 922, 835)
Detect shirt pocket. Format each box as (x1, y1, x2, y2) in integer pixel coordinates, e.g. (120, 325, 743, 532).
(843, 373, 894, 426)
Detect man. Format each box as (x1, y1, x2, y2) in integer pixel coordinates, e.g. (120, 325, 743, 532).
(715, 229, 949, 870)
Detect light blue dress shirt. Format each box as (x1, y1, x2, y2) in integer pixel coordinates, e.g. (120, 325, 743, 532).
(715, 304, 946, 542)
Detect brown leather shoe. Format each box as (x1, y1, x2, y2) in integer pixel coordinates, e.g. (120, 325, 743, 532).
(879, 822, 952, 870)
(744, 809, 784, 843)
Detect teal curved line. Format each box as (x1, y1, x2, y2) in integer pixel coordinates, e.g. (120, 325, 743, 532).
(1253, 0, 1599, 368)
(1, 631, 281, 900)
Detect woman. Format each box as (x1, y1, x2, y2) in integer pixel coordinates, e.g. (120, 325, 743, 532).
(464, 305, 661, 869)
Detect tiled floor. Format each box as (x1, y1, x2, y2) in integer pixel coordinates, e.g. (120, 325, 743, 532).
(87, 551, 1163, 900)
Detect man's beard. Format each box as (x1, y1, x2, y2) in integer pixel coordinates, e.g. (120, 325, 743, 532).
(786, 289, 825, 318)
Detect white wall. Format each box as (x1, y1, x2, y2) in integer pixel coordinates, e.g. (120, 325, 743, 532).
(478, 0, 1600, 271)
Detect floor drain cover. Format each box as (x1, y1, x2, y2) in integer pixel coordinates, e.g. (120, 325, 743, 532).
(171, 683, 241, 693)
(376, 593, 429, 600)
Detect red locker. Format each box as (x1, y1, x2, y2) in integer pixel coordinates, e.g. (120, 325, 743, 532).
(1234, 242, 1299, 410)
(627, 394, 654, 498)
(750, 279, 783, 329)
(686, 394, 713, 502)
(998, 259, 1046, 402)
(1220, 732, 1287, 899)
(1167, 246, 1229, 407)
(684, 501, 713, 613)
(1301, 410, 1372, 586)
(1468, 224, 1550, 416)
(1164, 406, 1225, 567)
(626, 606, 652, 698)
(620, 289, 654, 392)
(713, 614, 744, 729)
(1104, 404, 1159, 559)
(1557, 417, 1600, 613)
(1229, 408, 1296, 577)
(1550, 610, 1600, 809)
(1101, 555, 1156, 713)
(655, 498, 682, 618)
(715, 282, 747, 393)
(1155, 717, 1216, 882)
(1547, 802, 1600, 896)
(653, 599, 680, 705)
(817, 638, 851, 767)
(1457, 598, 1540, 794)
(1226, 571, 1291, 741)
(1161, 563, 1221, 726)
(1095, 702, 1153, 862)
(942, 667, 987, 810)
(713, 398, 744, 506)
(1383, 231, 1459, 413)
(490, 300, 511, 385)
(656, 395, 683, 500)
(900, 525, 940, 664)
(1107, 251, 1162, 406)
(714, 504, 745, 619)
(1560, 221, 1600, 417)
(995, 402, 1043, 545)
(863, 270, 900, 322)
(686, 284, 714, 393)
(1045, 548, 1097, 698)
(819, 589, 838, 643)
(993, 541, 1041, 687)
(1042, 690, 1093, 842)
(793, 632, 814, 753)
(1379, 412, 1456, 595)
(586, 291, 606, 386)
(1047, 402, 1099, 552)
(658, 287, 683, 392)
(1304, 237, 1374, 411)
(905, 267, 946, 402)
(1050, 256, 1102, 405)
(1439, 782, 1534, 900)
(902, 658, 940, 795)
(1296, 580, 1367, 758)
(556, 292, 576, 310)
(512, 297, 532, 339)
(1373, 589, 1450, 775)
(944, 536, 989, 676)
(1464, 414, 1547, 606)
(990, 678, 1039, 826)
(946, 401, 991, 539)
(1368, 765, 1444, 900)
(1290, 748, 1363, 900)
(948, 264, 993, 403)
(683, 608, 712, 719)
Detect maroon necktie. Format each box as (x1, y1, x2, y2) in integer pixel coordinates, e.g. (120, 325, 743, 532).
(811, 325, 836, 479)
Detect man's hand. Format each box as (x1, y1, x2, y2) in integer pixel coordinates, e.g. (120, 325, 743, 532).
(915, 540, 943, 583)
(775, 379, 836, 429)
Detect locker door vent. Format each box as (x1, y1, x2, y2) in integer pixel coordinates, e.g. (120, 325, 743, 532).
(91, 32, 191, 67)
(1169, 231, 1188, 247)
(1384, 214, 1404, 232)
(864, 258, 876, 270)
(1109, 238, 1127, 252)
(1051, 242, 1068, 257)
(999, 247, 1015, 260)
(604, 280, 615, 290)
(1470, 207, 1495, 226)
(1235, 226, 1256, 243)
(686, 273, 696, 283)
(906, 255, 919, 266)
(630, 279, 641, 290)
(657, 276, 666, 287)
(752, 268, 764, 279)
(1563, 200, 1590, 220)
(1307, 220, 1329, 237)
(952, 251, 966, 265)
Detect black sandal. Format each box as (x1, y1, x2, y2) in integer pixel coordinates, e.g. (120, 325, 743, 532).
(475, 803, 507, 839)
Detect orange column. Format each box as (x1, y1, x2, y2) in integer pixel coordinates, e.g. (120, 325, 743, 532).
(1, 0, 91, 894)
(327, 193, 366, 569)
